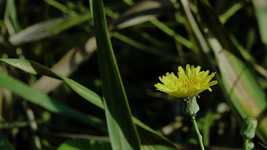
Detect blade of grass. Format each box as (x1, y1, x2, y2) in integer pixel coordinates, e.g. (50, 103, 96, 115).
(219, 2, 244, 24)
(252, 0, 267, 47)
(111, 32, 178, 62)
(9, 15, 90, 45)
(113, 1, 162, 29)
(4, 0, 21, 34)
(179, 0, 210, 53)
(44, 0, 77, 15)
(149, 19, 193, 49)
(92, 0, 141, 149)
(0, 73, 104, 129)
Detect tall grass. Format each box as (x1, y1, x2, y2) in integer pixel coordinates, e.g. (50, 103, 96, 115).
(0, 0, 267, 149)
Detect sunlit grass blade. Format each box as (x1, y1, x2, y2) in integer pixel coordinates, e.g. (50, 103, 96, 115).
(9, 15, 90, 45)
(219, 2, 244, 24)
(92, 0, 141, 149)
(44, 0, 77, 15)
(4, 0, 20, 34)
(179, 0, 210, 53)
(113, 0, 161, 29)
(252, 0, 267, 47)
(0, 73, 103, 129)
(111, 32, 178, 62)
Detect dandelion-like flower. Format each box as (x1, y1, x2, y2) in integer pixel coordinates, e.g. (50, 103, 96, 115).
(155, 65, 217, 98)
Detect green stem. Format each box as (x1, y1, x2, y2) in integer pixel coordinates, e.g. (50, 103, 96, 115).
(191, 115, 205, 150)
(244, 138, 254, 150)
(244, 139, 250, 150)
(241, 117, 257, 150)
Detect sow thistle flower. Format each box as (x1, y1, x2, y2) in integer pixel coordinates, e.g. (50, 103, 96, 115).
(154, 65, 217, 98)
(154, 65, 217, 150)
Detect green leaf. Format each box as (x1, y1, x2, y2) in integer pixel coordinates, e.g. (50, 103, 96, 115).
(111, 32, 177, 62)
(0, 58, 175, 148)
(113, 1, 161, 29)
(0, 73, 103, 129)
(9, 14, 90, 45)
(0, 58, 37, 75)
(49, 14, 90, 34)
(215, 49, 267, 141)
(61, 77, 104, 109)
(4, 0, 21, 34)
(196, 0, 267, 142)
(219, 2, 244, 24)
(252, 0, 267, 46)
(9, 18, 62, 45)
(44, 0, 77, 15)
(92, 0, 141, 149)
(58, 139, 111, 150)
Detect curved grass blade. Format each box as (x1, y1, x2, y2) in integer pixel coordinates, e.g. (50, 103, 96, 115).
(0, 73, 103, 129)
(44, 0, 77, 16)
(92, 0, 141, 149)
(4, 0, 21, 34)
(113, 1, 162, 29)
(9, 15, 90, 45)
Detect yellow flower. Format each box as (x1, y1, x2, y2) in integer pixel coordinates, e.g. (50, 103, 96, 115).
(154, 65, 217, 98)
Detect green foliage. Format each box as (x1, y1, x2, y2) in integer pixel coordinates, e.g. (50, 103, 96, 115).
(92, 0, 141, 149)
(1, 0, 267, 149)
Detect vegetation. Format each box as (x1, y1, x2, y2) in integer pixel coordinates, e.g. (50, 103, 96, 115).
(1, 0, 267, 149)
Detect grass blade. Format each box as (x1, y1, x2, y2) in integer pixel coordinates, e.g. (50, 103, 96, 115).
(4, 0, 20, 34)
(9, 15, 90, 45)
(252, 0, 267, 46)
(92, 0, 141, 149)
(0, 73, 103, 129)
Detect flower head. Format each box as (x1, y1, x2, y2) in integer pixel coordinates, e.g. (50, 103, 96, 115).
(154, 65, 217, 98)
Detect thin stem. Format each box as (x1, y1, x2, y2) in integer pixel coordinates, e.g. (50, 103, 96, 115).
(191, 115, 205, 150)
(241, 117, 257, 150)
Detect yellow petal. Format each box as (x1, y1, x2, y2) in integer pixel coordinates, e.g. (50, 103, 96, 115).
(155, 65, 217, 98)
